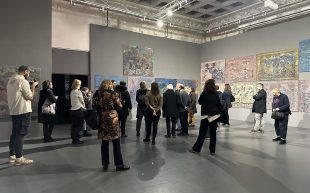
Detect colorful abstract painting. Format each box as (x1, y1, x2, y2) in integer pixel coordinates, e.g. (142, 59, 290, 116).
(128, 76, 154, 107)
(231, 82, 256, 108)
(155, 78, 177, 94)
(261, 81, 299, 111)
(201, 60, 225, 83)
(225, 55, 256, 82)
(0, 66, 41, 119)
(94, 75, 128, 90)
(123, 45, 154, 77)
(257, 49, 299, 81)
(299, 39, 310, 72)
(299, 81, 310, 112)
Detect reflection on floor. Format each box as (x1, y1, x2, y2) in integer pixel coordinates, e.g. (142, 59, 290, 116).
(0, 119, 309, 193)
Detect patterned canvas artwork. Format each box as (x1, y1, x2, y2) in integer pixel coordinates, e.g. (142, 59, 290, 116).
(257, 49, 299, 81)
(128, 76, 154, 107)
(0, 66, 41, 119)
(299, 39, 310, 72)
(231, 82, 257, 108)
(201, 60, 225, 83)
(299, 81, 310, 112)
(155, 78, 177, 94)
(123, 45, 154, 77)
(225, 55, 256, 82)
(261, 81, 299, 111)
(94, 75, 128, 90)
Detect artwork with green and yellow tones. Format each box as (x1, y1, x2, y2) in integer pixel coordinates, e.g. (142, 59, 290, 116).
(231, 82, 256, 108)
(257, 49, 298, 81)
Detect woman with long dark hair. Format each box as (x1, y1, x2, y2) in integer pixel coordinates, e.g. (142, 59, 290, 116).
(189, 79, 223, 155)
(143, 82, 163, 145)
(92, 79, 130, 171)
(38, 80, 58, 143)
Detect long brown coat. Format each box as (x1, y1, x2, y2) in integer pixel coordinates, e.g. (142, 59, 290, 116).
(93, 89, 122, 140)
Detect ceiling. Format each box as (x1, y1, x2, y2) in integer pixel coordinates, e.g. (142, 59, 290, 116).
(126, 0, 260, 22)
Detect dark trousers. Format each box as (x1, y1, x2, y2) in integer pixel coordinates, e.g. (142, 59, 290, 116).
(136, 108, 147, 134)
(9, 113, 31, 158)
(179, 111, 188, 134)
(274, 115, 289, 139)
(223, 109, 229, 124)
(101, 138, 124, 167)
(166, 117, 177, 136)
(192, 118, 217, 153)
(70, 109, 84, 142)
(145, 109, 161, 141)
(43, 116, 55, 140)
(118, 111, 128, 135)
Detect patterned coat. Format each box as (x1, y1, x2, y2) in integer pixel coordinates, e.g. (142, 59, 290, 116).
(93, 89, 122, 140)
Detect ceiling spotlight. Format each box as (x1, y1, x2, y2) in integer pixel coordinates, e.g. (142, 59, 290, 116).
(167, 10, 173, 16)
(157, 20, 164, 27)
(264, 0, 278, 10)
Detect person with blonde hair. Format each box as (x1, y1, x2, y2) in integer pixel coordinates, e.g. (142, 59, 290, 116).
(70, 79, 86, 144)
(92, 79, 130, 172)
(271, 88, 291, 144)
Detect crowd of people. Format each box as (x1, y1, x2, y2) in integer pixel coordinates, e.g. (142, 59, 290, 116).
(5, 65, 291, 170)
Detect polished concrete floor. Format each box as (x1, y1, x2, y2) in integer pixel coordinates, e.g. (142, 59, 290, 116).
(0, 118, 310, 193)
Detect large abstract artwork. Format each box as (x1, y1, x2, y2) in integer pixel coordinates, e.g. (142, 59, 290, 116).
(0, 66, 41, 119)
(299, 39, 310, 72)
(257, 49, 299, 81)
(231, 82, 256, 108)
(94, 75, 128, 90)
(201, 60, 225, 83)
(155, 78, 177, 94)
(299, 81, 310, 112)
(262, 81, 299, 112)
(123, 45, 154, 77)
(225, 55, 256, 82)
(128, 76, 154, 107)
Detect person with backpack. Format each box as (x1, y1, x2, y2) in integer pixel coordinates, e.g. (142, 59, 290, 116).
(135, 81, 148, 137)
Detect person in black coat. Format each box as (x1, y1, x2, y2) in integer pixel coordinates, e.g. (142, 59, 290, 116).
(115, 81, 132, 137)
(251, 83, 267, 133)
(162, 84, 181, 138)
(38, 80, 58, 143)
(271, 88, 291, 144)
(189, 79, 223, 155)
(135, 81, 148, 137)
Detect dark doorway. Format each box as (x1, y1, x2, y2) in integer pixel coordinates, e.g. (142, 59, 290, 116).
(52, 74, 88, 124)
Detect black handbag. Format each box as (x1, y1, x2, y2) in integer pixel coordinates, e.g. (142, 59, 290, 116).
(271, 111, 285, 120)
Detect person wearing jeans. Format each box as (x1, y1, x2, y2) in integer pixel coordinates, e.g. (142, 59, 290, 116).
(271, 88, 291, 144)
(7, 65, 39, 165)
(143, 82, 163, 145)
(251, 83, 267, 133)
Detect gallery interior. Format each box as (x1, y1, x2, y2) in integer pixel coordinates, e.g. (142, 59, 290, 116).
(1, 0, 310, 193)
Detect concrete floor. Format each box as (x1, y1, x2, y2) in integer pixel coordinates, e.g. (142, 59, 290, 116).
(0, 118, 309, 193)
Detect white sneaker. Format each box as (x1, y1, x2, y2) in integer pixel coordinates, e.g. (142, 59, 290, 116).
(14, 157, 34, 166)
(8, 155, 16, 164)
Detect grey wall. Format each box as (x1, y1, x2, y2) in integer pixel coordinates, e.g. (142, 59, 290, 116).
(90, 25, 201, 90)
(52, 48, 89, 75)
(0, 0, 52, 139)
(200, 16, 310, 63)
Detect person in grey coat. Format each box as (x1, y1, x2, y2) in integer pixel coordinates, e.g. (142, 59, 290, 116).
(188, 87, 197, 127)
(178, 85, 190, 136)
(251, 83, 267, 133)
(162, 84, 181, 138)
